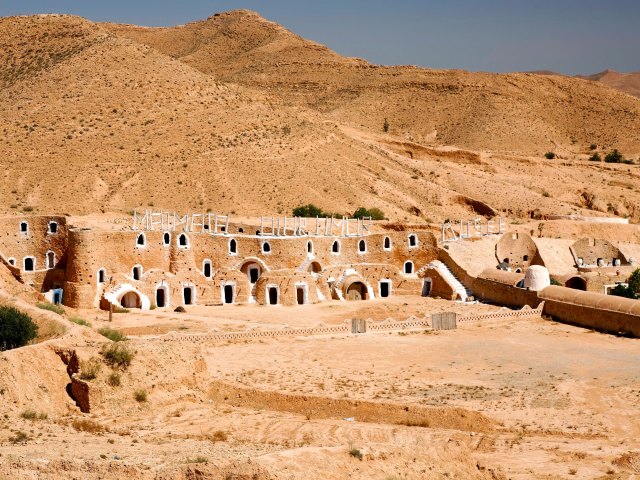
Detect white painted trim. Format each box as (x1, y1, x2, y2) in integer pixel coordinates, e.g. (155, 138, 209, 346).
(177, 233, 190, 249)
(307, 240, 314, 254)
(23, 256, 35, 271)
(182, 283, 196, 305)
(228, 238, 238, 255)
(163, 231, 171, 246)
(155, 284, 170, 308)
(47, 221, 59, 234)
(19, 221, 29, 235)
(97, 268, 107, 285)
(378, 279, 392, 298)
(132, 264, 143, 281)
(261, 241, 272, 254)
(202, 259, 213, 278)
(404, 260, 415, 274)
(7, 257, 15, 266)
(408, 233, 419, 249)
(294, 282, 309, 305)
(136, 232, 147, 248)
(266, 284, 280, 305)
(115, 286, 151, 310)
(221, 281, 236, 304)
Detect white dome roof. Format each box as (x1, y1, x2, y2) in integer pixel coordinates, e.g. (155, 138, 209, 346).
(523, 265, 550, 291)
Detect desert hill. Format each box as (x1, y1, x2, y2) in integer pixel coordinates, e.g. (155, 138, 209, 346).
(577, 69, 640, 98)
(0, 11, 639, 222)
(105, 10, 640, 156)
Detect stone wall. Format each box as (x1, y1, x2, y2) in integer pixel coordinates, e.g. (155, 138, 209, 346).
(539, 285, 640, 337)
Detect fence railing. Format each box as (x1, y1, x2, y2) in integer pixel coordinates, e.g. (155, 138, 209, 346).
(135, 304, 543, 343)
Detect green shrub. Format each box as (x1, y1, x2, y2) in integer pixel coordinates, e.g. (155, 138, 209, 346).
(589, 143, 597, 150)
(550, 277, 562, 286)
(544, 152, 556, 159)
(20, 409, 47, 420)
(609, 269, 640, 299)
(588, 153, 601, 162)
(98, 327, 126, 342)
(383, 117, 390, 133)
(36, 302, 64, 315)
(9, 431, 30, 444)
(107, 372, 121, 387)
(79, 357, 102, 380)
(349, 447, 363, 461)
(628, 268, 640, 295)
(101, 343, 134, 369)
(0, 306, 38, 350)
(134, 389, 147, 402)
(185, 456, 208, 464)
(605, 149, 624, 163)
(68, 317, 91, 327)
(610, 284, 635, 299)
(352, 207, 385, 220)
(292, 204, 326, 218)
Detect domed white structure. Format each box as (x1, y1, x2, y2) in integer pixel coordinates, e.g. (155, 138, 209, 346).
(523, 265, 550, 291)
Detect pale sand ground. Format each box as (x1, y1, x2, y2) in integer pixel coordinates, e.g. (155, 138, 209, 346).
(2, 298, 639, 478)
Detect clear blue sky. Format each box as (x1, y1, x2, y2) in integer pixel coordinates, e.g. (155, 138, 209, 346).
(3, 0, 639, 75)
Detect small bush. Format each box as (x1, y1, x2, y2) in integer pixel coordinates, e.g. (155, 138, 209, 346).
(36, 302, 64, 315)
(101, 343, 134, 369)
(98, 327, 126, 342)
(0, 306, 38, 350)
(550, 277, 562, 286)
(9, 431, 30, 444)
(542, 191, 550, 198)
(589, 143, 597, 150)
(383, 117, 389, 132)
(588, 152, 601, 162)
(544, 152, 556, 159)
(605, 149, 624, 163)
(353, 207, 385, 220)
(349, 447, 363, 461)
(113, 306, 129, 314)
(71, 419, 105, 433)
(22, 206, 34, 212)
(209, 430, 228, 442)
(185, 456, 208, 464)
(107, 372, 121, 387)
(79, 357, 102, 380)
(134, 389, 147, 402)
(20, 409, 47, 420)
(68, 317, 91, 327)
(292, 204, 326, 218)
(20, 409, 37, 420)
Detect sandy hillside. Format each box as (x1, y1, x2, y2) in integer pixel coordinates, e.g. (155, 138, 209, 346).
(577, 69, 640, 98)
(0, 11, 639, 222)
(105, 10, 640, 155)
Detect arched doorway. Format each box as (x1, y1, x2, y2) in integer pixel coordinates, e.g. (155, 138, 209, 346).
(155, 287, 168, 308)
(121, 291, 141, 308)
(308, 261, 322, 274)
(267, 286, 279, 305)
(565, 276, 587, 291)
(346, 282, 367, 301)
(239, 259, 268, 285)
